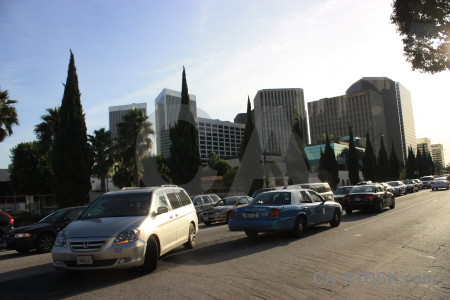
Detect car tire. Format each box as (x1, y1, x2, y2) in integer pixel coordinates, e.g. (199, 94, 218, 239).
(291, 216, 306, 238)
(203, 221, 212, 226)
(36, 233, 55, 253)
(183, 223, 196, 249)
(329, 209, 341, 227)
(389, 197, 395, 209)
(245, 230, 258, 238)
(141, 236, 159, 274)
(377, 200, 384, 213)
(345, 209, 352, 215)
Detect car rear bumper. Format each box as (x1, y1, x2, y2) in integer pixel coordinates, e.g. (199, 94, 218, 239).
(228, 218, 293, 232)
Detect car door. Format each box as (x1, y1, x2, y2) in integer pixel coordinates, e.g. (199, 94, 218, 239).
(308, 190, 329, 223)
(299, 191, 321, 225)
(165, 190, 187, 246)
(152, 190, 178, 253)
(173, 189, 194, 244)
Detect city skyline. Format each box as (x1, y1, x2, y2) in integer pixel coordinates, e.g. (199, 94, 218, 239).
(1, 0, 449, 168)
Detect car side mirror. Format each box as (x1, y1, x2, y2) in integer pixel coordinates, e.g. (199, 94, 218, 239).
(156, 206, 169, 215)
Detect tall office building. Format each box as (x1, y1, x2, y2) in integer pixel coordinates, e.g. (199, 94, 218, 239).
(417, 138, 431, 156)
(197, 118, 245, 162)
(253, 88, 308, 157)
(109, 103, 147, 140)
(308, 77, 416, 164)
(431, 144, 445, 168)
(155, 88, 197, 157)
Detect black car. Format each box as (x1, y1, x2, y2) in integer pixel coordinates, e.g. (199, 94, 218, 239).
(342, 184, 395, 214)
(1, 206, 85, 253)
(0, 210, 14, 240)
(31, 206, 60, 222)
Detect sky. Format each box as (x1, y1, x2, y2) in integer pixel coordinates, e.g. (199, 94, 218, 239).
(1, 0, 449, 169)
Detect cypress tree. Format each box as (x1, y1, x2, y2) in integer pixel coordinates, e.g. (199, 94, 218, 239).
(239, 96, 253, 161)
(169, 67, 202, 194)
(285, 115, 310, 184)
(53, 50, 91, 206)
(405, 147, 417, 178)
(426, 153, 435, 175)
(377, 136, 389, 182)
(388, 143, 400, 180)
(234, 98, 264, 196)
(346, 126, 360, 185)
(362, 132, 377, 181)
(318, 133, 339, 190)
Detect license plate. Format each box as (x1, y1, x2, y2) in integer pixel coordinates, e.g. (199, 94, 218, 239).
(354, 197, 361, 202)
(77, 256, 93, 265)
(245, 212, 257, 218)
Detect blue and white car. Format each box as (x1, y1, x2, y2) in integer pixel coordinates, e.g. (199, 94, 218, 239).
(228, 189, 342, 238)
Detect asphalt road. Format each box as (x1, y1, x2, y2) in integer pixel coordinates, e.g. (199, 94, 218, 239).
(1, 189, 449, 299)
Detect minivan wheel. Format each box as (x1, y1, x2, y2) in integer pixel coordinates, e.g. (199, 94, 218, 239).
(36, 233, 55, 253)
(141, 236, 159, 274)
(183, 223, 196, 249)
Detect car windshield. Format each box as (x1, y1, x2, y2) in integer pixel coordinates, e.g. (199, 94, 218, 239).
(39, 208, 83, 223)
(403, 180, 413, 184)
(334, 187, 353, 195)
(251, 192, 291, 205)
(80, 193, 151, 219)
(350, 186, 376, 193)
(420, 176, 434, 181)
(216, 197, 237, 206)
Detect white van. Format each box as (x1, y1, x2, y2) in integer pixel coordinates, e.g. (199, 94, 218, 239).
(52, 185, 198, 273)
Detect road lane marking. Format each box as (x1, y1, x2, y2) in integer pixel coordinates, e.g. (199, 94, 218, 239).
(344, 196, 440, 231)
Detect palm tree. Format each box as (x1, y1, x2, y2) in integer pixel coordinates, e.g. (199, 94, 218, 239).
(0, 88, 19, 142)
(88, 128, 113, 192)
(34, 107, 60, 152)
(114, 108, 154, 187)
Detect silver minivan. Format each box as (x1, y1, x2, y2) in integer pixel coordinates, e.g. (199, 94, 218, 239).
(51, 186, 198, 273)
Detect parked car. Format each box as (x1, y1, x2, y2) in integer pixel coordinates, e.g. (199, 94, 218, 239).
(342, 184, 395, 214)
(402, 179, 418, 193)
(420, 176, 435, 189)
(52, 185, 198, 273)
(0, 210, 14, 242)
(228, 189, 342, 238)
(380, 182, 395, 194)
(333, 186, 354, 205)
(430, 177, 450, 191)
(31, 206, 60, 222)
(412, 179, 423, 190)
(1, 206, 86, 253)
(251, 187, 284, 198)
(191, 194, 221, 216)
(386, 181, 407, 196)
(284, 182, 334, 201)
(199, 196, 252, 225)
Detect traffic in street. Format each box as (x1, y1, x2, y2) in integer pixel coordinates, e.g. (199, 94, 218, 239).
(1, 189, 449, 299)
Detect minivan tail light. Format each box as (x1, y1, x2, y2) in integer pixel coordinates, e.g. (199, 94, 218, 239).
(268, 208, 281, 217)
(9, 218, 14, 224)
(343, 195, 351, 201)
(230, 209, 236, 219)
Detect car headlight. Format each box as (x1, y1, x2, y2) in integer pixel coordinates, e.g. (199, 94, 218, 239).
(114, 229, 140, 245)
(14, 233, 31, 238)
(54, 231, 67, 247)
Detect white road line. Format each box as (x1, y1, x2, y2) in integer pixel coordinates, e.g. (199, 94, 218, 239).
(343, 196, 440, 231)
